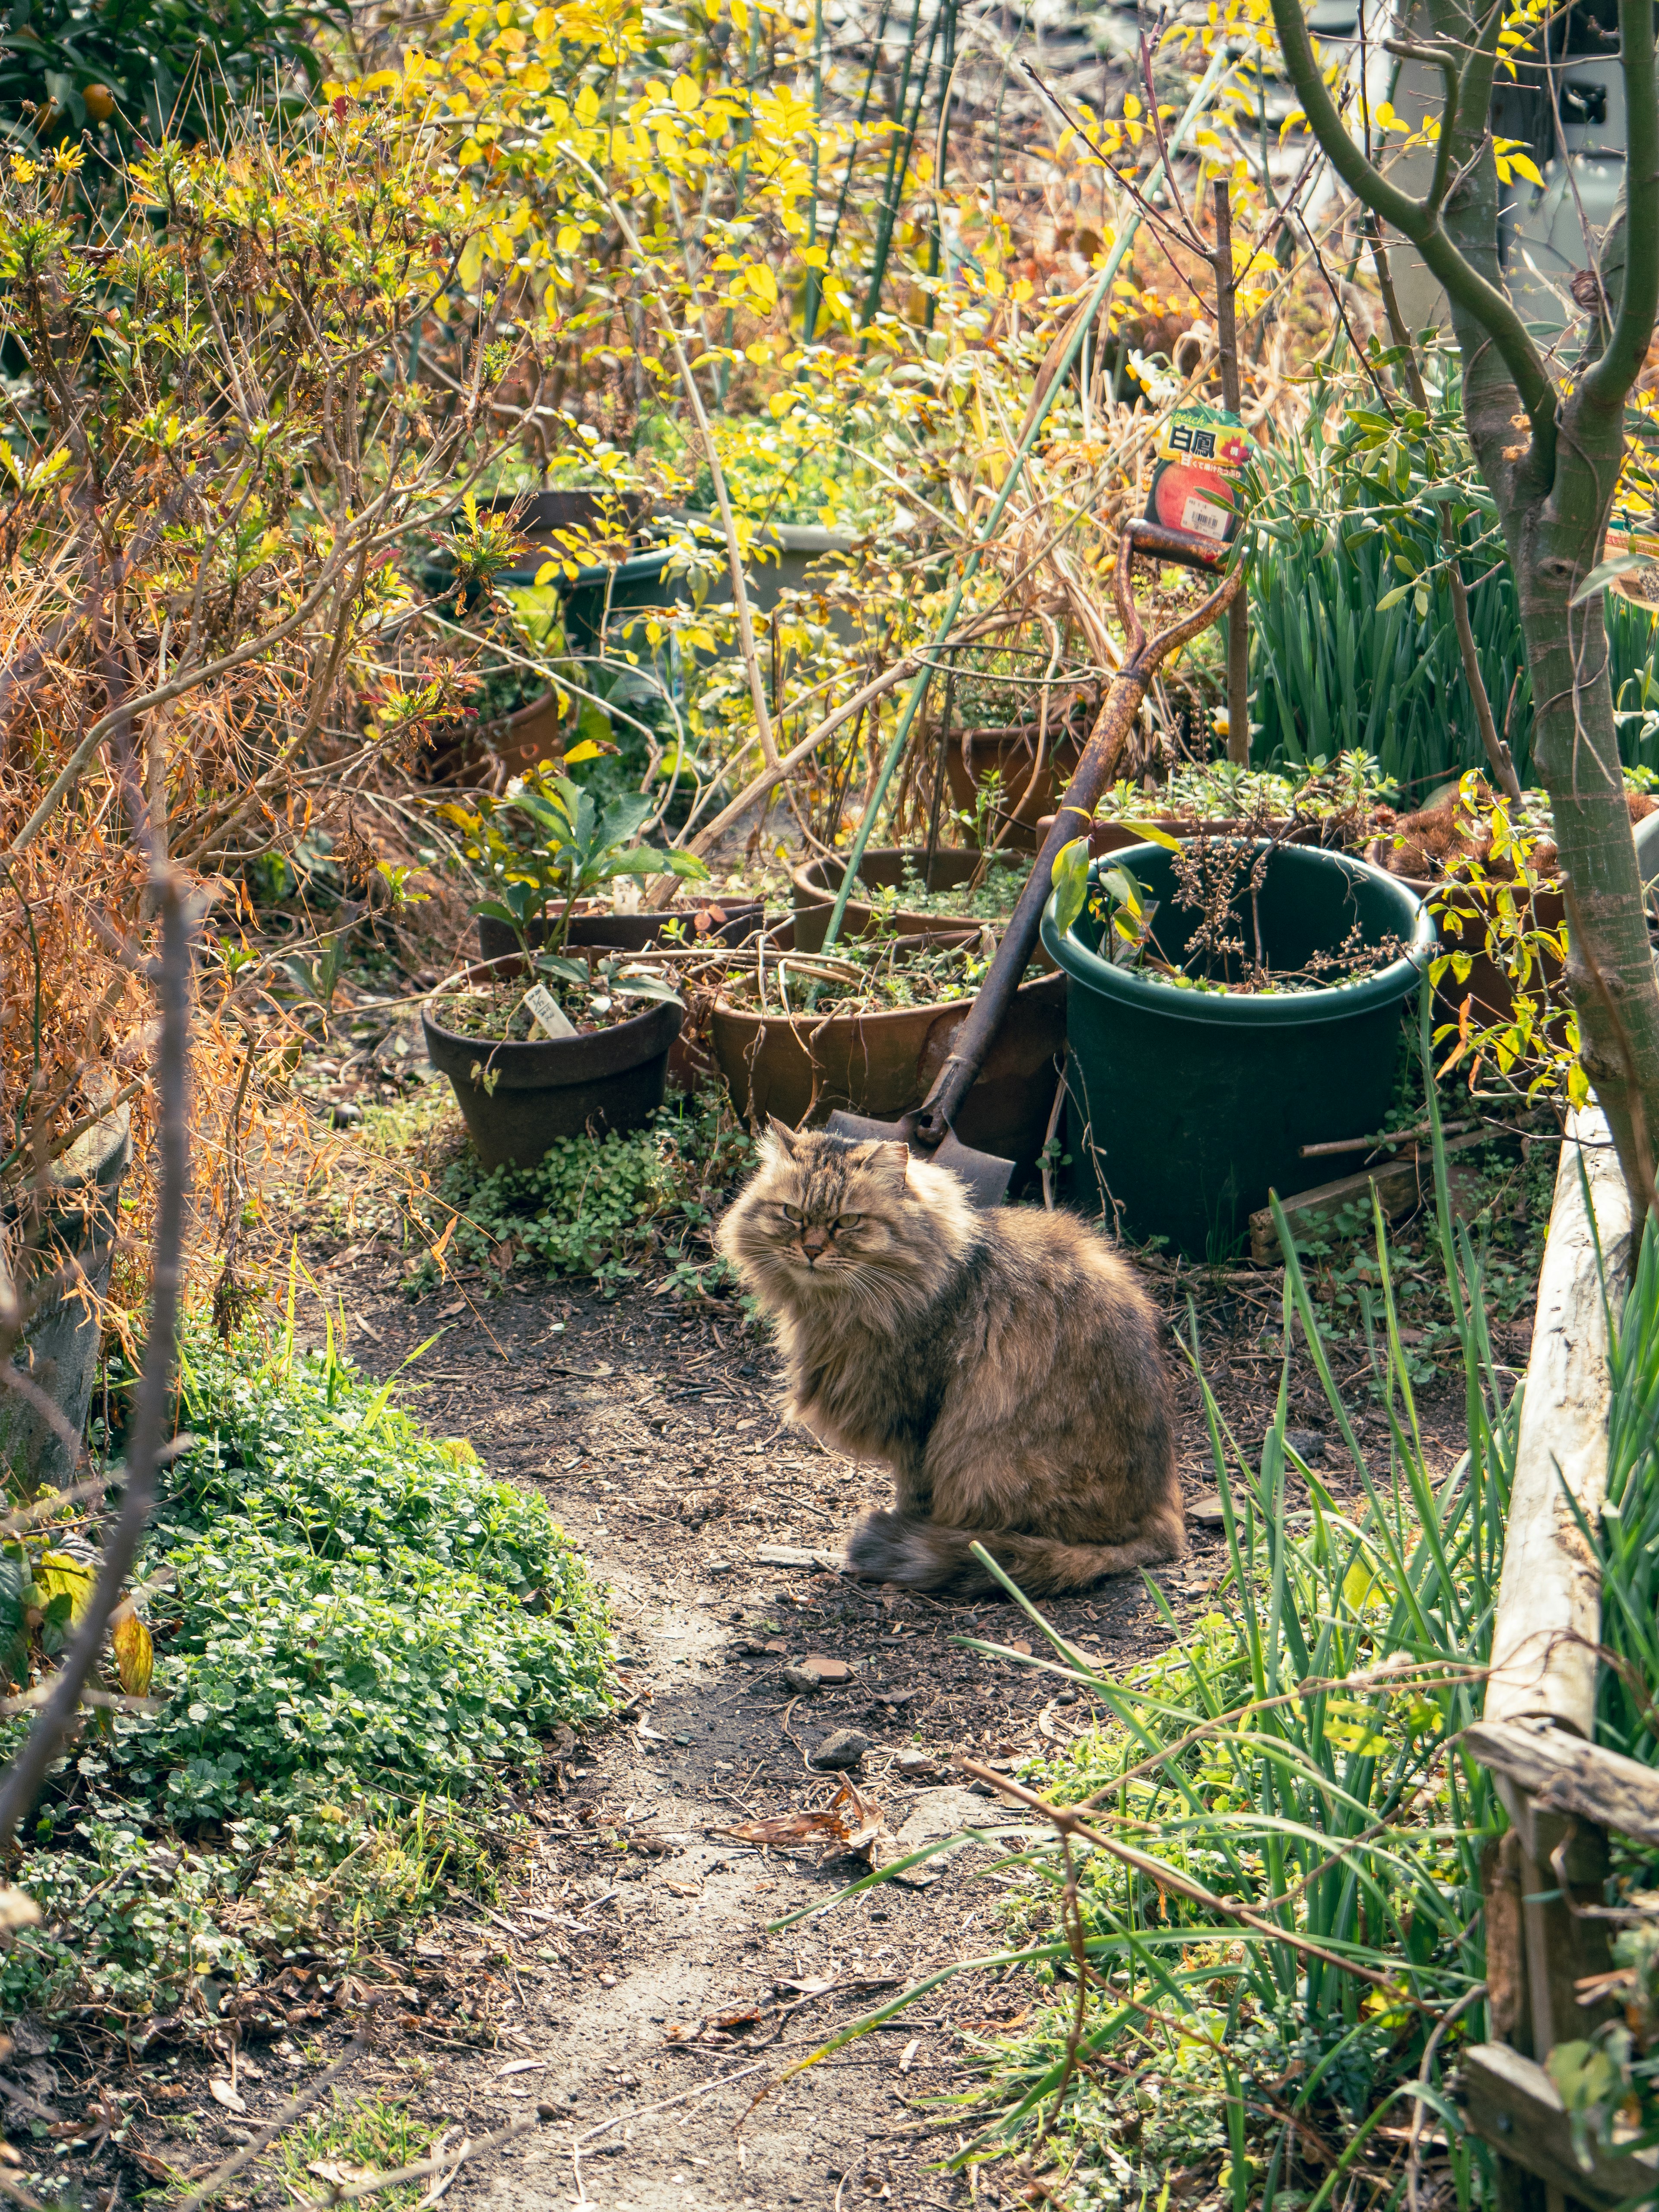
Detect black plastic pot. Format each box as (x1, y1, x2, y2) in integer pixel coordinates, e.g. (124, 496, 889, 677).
(423, 961, 683, 1170)
(1042, 842, 1433, 1260)
(4, 1100, 131, 1487)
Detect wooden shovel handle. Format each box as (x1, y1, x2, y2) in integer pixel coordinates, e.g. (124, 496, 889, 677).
(910, 523, 1245, 1154)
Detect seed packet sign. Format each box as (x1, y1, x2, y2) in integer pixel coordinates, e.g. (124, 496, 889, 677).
(524, 983, 576, 1039)
(1145, 406, 1252, 546)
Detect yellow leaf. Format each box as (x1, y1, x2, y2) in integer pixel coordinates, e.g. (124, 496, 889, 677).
(1342, 1560, 1378, 1611)
(1509, 151, 1543, 186)
(37, 1554, 94, 1623)
(458, 235, 485, 290)
(671, 72, 699, 111)
(575, 83, 599, 126)
(111, 1604, 153, 1698)
(563, 737, 613, 763)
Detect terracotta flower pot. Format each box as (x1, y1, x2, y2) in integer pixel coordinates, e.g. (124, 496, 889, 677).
(1366, 811, 1659, 1038)
(944, 725, 1084, 852)
(790, 848, 1044, 961)
(709, 923, 1067, 1193)
(423, 957, 683, 1171)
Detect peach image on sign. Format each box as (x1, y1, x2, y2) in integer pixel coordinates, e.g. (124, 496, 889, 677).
(1150, 461, 1237, 542)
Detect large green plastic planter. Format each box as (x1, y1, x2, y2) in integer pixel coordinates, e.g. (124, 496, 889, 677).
(1040, 841, 1435, 1260)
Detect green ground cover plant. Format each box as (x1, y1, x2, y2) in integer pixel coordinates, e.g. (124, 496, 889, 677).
(416, 1090, 753, 1298)
(789, 1033, 1515, 2209)
(0, 1324, 610, 2035)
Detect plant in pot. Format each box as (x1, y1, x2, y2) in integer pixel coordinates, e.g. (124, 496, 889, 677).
(1042, 826, 1434, 1259)
(1080, 750, 1400, 858)
(1364, 769, 1659, 1093)
(939, 643, 1101, 855)
(426, 772, 711, 1168)
(707, 921, 1067, 1194)
(464, 746, 762, 955)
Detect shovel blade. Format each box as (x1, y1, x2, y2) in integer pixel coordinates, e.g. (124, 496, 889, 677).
(822, 1110, 1014, 1210)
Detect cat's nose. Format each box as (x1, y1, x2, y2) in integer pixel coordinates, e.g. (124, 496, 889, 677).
(801, 1226, 830, 1258)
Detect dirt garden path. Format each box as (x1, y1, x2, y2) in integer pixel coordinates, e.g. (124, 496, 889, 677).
(36, 1234, 1480, 2212)
(234, 1243, 1472, 2212)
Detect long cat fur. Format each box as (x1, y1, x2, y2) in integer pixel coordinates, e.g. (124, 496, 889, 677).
(716, 1124, 1185, 1597)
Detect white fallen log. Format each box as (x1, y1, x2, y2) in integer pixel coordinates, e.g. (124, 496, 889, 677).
(1485, 1104, 1631, 1738)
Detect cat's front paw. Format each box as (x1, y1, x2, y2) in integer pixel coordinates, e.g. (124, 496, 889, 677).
(845, 1509, 912, 1581)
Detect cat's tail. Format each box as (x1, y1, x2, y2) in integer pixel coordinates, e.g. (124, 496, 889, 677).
(845, 1510, 1185, 1597)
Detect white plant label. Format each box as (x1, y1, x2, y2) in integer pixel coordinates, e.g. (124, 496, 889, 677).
(524, 984, 576, 1039)
(1181, 493, 1232, 542)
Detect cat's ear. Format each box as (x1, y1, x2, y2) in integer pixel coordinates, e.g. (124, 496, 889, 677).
(765, 1115, 801, 1157)
(865, 1140, 910, 1189)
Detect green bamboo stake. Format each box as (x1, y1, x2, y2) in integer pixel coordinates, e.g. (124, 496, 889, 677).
(820, 42, 1237, 952)
(803, 0, 826, 341)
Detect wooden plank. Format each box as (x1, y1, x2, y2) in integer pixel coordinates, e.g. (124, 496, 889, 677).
(1463, 2042, 1659, 2209)
(1485, 1106, 1631, 1739)
(1466, 1717, 1659, 1847)
(1247, 1129, 1516, 1265)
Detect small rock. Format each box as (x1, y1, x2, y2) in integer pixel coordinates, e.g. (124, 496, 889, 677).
(706, 1560, 733, 1576)
(894, 1749, 939, 1780)
(673, 1733, 691, 1746)
(763, 1638, 788, 1656)
(1284, 1429, 1327, 1464)
(1187, 1491, 1227, 1526)
(330, 1100, 363, 1128)
(810, 1728, 869, 1771)
(966, 1778, 997, 1798)
(1055, 1689, 1079, 1707)
(781, 1666, 821, 1694)
(799, 1654, 852, 1684)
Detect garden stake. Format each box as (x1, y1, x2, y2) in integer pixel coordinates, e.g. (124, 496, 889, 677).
(826, 518, 1245, 1205)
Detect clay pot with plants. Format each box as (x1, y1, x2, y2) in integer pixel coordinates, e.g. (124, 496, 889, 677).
(708, 922, 1066, 1193)
(1364, 773, 1659, 1040)
(932, 649, 1100, 855)
(790, 846, 1036, 954)
(427, 769, 709, 1166)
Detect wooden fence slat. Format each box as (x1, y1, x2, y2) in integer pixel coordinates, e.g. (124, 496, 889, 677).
(1463, 2044, 1659, 2210)
(1465, 1717, 1659, 1845)
(1484, 1106, 1631, 1740)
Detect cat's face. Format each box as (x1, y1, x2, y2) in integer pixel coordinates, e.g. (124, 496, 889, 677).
(736, 1125, 911, 1280)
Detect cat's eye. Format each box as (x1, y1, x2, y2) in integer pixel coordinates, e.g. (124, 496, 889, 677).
(780, 1204, 803, 1224)
(835, 1214, 861, 1230)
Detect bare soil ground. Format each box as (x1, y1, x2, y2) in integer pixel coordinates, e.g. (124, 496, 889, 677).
(30, 1226, 1484, 2212)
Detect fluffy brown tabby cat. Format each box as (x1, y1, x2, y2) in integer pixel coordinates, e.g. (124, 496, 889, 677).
(717, 1123, 1184, 1596)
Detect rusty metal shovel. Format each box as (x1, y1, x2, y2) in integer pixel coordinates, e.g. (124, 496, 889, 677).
(825, 518, 1246, 1205)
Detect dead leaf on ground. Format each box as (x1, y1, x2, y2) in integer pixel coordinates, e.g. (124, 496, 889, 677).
(715, 1777, 884, 1863)
(306, 2158, 381, 2186)
(207, 2080, 245, 2114)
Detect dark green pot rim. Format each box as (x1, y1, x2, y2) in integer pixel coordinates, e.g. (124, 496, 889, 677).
(1040, 840, 1436, 1030)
